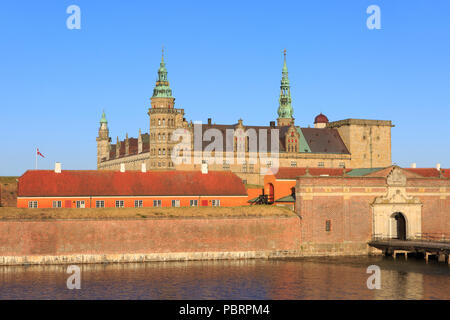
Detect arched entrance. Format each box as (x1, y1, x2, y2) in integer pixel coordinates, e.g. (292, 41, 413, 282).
(268, 183, 274, 203)
(391, 212, 407, 240)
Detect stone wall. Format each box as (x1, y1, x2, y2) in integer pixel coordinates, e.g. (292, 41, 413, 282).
(0, 216, 374, 266)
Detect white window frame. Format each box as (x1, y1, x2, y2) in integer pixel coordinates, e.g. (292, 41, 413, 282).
(153, 200, 162, 207)
(96, 200, 105, 208)
(171, 199, 180, 207)
(52, 200, 62, 208)
(212, 200, 220, 207)
(76, 200, 85, 208)
(28, 201, 38, 208)
(190, 200, 198, 207)
(318, 162, 325, 167)
(134, 200, 143, 208)
(115, 200, 124, 208)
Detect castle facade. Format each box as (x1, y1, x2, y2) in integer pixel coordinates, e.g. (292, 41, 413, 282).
(97, 51, 393, 185)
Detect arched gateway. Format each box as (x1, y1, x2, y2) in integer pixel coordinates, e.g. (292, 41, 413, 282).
(372, 167, 422, 240)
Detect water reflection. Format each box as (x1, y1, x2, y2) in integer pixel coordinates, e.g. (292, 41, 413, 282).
(0, 256, 448, 299)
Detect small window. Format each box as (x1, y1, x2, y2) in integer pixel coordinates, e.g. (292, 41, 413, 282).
(134, 200, 143, 208)
(318, 162, 325, 167)
(52, 200, 62, 208)
(76, 200, 85, 208)
(153, 200, 162, 207)
(325, 220, 331, 232)
(171, 200, 180, 207)
(339, 162, 345, 168)
(266, 161, 272, 168)
(96, 200, 105, 208)
(242, 179, 247, 185)
(115, 200, 124, 208)
(28, 201, 38, 208)
(212, 200, 220, 207)
(291, 161, 297, 167)
(190, 200, 198, 207)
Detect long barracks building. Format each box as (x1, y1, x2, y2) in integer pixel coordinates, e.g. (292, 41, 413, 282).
(96, 51, 393, 185)
(17, 169, 248, 208)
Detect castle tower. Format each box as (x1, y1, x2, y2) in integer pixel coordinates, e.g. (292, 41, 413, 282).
(277, 50, 294, 126)
(148, 48, 185, 169)
(96, 111, 111, 165)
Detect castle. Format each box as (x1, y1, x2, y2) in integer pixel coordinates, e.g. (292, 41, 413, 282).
(97, 50, 394, 185)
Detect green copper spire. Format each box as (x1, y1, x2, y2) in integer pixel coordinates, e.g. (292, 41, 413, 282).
(152, 47, 173, 98)
(100, 110, 107, 124)
(277, 49, 293, 119)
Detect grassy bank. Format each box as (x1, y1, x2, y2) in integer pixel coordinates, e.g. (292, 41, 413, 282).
(0, 177, 18, 184)
(0, 205, 295, 220)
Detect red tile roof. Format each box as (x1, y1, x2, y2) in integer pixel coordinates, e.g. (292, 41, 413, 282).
(404, 168, 441, 178)
(272, 167, 349, 179)
(18, 170, 247, 197)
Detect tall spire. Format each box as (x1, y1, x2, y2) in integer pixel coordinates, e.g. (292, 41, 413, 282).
(277, 49, 293, 123)
(100, 110, 107, 124)
(152, 47, 173, 98)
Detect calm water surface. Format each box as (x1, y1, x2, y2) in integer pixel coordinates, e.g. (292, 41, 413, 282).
(0, 256, 448, 299)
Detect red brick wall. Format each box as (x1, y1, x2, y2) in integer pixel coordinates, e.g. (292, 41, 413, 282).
(296, 175, 450, 243)
(0, 217, 302, 257)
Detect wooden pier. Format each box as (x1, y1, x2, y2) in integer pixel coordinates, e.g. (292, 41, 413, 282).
(369, 234, 450, 264)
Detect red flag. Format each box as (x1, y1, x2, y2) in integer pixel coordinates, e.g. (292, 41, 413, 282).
(37, 148, 45, 158)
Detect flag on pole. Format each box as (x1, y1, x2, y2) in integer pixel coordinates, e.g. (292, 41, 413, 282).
(37, 148, 45, 158)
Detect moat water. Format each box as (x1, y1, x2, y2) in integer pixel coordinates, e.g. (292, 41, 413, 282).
(0, 256, 448, 299)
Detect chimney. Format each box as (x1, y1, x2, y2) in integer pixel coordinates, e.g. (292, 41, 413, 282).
(201, 161, 208, 174)
(141, 162, 146, 173)
(436, 163, 441, 170)
(270, 121, 275, 128)
(120, 163, 125, 172)
(411, 163, 416, 168)
(54, 162, 61, 174)
(208, 118, 212, 125)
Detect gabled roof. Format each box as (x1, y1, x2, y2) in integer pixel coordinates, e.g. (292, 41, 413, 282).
(18, 170, 247, 197)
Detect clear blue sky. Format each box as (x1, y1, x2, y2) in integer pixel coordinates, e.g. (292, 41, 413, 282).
(1, 1, 449, 175)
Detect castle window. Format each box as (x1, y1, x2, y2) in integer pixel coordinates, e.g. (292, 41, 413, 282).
(162, 119, 165, 126)
(212, 200, 220, 207)
(76, 200, 85, 208)
(339, 162, 345, 168)
(249, 164, 254, 172)
(318, 162, 325, 167)
(267, 161, 272, 168)
(95, 200, 105, 208)
(158, 162, 161, 167)
(158, 133, 161, 141)
(158, 119, 161, 126)
(172, 200, 180, 207)
(52, 200, 62, 208)
(168, 133, 171, 141)
(28, 201, 38, 208)
(291, 161, 297, 167)
(163, 149, 166, 155)
(163, 133, 166, 141)
(134, 200, 143, 208)
(153, 200, 162, 207)
(190, 200, 198, 207)
(158, 149, 161, 156)
(325, 220, 331, 232)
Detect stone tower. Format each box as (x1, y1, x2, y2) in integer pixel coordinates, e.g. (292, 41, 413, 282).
(96, 111, 111, 164)
(147, 49, 186, 169)
(277, 50, 294, 126)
